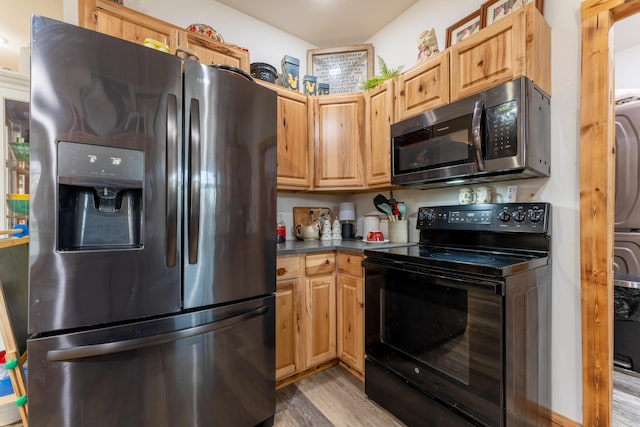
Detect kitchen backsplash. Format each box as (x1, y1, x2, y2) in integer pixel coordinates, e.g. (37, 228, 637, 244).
(277, 178, 548, 241)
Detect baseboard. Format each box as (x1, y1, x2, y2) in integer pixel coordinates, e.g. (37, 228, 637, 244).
(275, 359, 339, 389)
(549, 410, 582, 427)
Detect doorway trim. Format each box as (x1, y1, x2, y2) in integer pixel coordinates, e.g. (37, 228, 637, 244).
(581, 1, 640, 425)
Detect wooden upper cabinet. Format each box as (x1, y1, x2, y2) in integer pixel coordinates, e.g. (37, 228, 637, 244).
(365, 80, 394, 187)
(81, 1, 179, 50)
(177, 31, 249, 70)
(313, 93, 366, 190)
(275, 87, 313, 190)
(450, 3, 551, 101)
(395, 51, 450, 122)
(79, 0, 249, 72)
(254, 81, 313, 190)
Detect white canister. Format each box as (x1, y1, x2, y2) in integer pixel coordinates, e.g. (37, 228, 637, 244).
(475, 186, 492, 204)
(362, 215, 381, 240)
(380, 219, 389, 239)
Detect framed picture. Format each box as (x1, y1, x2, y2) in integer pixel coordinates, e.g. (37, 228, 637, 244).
(446, 10, 482, 48)
(307, 44, 374, 94)
(481, 0, 544, 26)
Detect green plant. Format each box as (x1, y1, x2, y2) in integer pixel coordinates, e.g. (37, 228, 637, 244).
(362, 56, 404, 90)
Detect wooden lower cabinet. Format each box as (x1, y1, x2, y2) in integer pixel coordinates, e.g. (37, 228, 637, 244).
(336, 253, 364, 374)
(275, 278, 301, 381)
(276, 252, 339, 383)
(276, 251, 365, 382)
(275, 255, 302, 382)
(305, 274, 337, 367)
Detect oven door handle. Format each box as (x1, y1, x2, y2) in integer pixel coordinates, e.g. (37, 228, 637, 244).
(363, 258, 503, 295)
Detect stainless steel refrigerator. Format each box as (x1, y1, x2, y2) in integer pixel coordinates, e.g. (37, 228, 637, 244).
(27, 16, 277, 426)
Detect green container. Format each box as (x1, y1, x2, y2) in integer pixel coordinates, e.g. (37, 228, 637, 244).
(9, 142, 29, 162)
(6, 194, 29, 216)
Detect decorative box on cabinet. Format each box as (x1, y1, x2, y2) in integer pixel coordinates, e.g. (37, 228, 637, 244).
(365, 80, 394, 187)
(336, 252, 364, 374)
(395, 50, 450, 121)
(312, 94, 366, 190)
(450, 2, 551, 101)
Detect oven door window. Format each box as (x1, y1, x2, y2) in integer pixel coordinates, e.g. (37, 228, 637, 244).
(365, 263, 503, 426)
(393, 114, 474, 175)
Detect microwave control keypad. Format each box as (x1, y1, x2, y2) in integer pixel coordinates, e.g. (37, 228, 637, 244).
(486, 100, 518, 159)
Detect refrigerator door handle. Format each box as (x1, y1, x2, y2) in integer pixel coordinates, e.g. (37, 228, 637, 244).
(46, 305, 269, 362)
(188, 98, 201, 264)
(166, 93, 179, 267)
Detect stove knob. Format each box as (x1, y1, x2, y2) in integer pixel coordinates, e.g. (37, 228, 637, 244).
(425, 211, 436, 223)
(498, 209, 511, 222)
(530, 209, 545, 223)
(513, 210, 527, 222)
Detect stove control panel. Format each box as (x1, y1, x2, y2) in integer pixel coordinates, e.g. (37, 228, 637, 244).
(417, 203, 550, 233)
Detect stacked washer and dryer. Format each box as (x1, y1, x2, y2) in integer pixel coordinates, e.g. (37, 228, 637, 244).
(614, 94, 640, 372)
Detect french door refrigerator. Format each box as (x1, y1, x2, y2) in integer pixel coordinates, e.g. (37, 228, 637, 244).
(27, 16, 277, 427)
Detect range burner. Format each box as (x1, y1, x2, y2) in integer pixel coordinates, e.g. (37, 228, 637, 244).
(422, 249, 519, 266)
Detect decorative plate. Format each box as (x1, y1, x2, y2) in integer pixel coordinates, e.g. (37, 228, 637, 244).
(186, 23, 224, 43)
(363, 239, 390, 244)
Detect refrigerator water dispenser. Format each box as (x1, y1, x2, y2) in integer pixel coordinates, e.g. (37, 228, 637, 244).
(57, 141, 144, 250)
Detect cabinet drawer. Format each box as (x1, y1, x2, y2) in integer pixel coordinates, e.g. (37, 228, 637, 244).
(276, 256, 300, 280)
(305, 253, 336, 276)
(337, 253, 363, 278)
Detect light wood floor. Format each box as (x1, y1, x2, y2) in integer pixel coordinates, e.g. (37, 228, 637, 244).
(277, 365, 640, 427)
(274, 365, 405, 427)
(613, 368, 640, 426)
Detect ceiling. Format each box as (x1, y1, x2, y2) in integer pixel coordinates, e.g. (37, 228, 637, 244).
(217, 0, 419, 47)
(218, 0, 640, 50)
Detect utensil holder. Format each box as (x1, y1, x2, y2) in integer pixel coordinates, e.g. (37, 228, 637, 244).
(388, 220, 408, 243)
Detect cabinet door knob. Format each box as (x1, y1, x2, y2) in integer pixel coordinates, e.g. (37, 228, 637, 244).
(325, 259, 330, 265)
(277, 268, 287, 276)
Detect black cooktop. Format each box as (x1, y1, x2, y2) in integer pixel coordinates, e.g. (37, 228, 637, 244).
(364, 203, 551, 277)
(364, 245, 548, 277)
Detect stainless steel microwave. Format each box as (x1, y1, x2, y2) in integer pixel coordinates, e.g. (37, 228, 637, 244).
(391, 77, 550, 188)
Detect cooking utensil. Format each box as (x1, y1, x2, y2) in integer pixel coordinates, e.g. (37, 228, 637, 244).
(397, 202, 406, 220)
(377, 203, 395, 220)
(373, 194, 390, 215)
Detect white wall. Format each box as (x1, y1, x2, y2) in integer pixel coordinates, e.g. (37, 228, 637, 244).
(62, 0, 584, 422)
(616, 44, 640, 90)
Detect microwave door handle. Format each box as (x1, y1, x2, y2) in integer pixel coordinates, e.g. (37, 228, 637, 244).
(166, 93, 179, 268)
(472, 100, 485, 172)
(188, 98, 201, 264)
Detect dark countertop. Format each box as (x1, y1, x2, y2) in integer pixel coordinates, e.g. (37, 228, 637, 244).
(276, 239, 417, 255)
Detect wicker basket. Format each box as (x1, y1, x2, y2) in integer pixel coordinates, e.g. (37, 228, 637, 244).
(250, 63, 278, 84)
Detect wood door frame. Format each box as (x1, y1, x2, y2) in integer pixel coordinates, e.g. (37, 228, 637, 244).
(580, 1, 640, 426)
